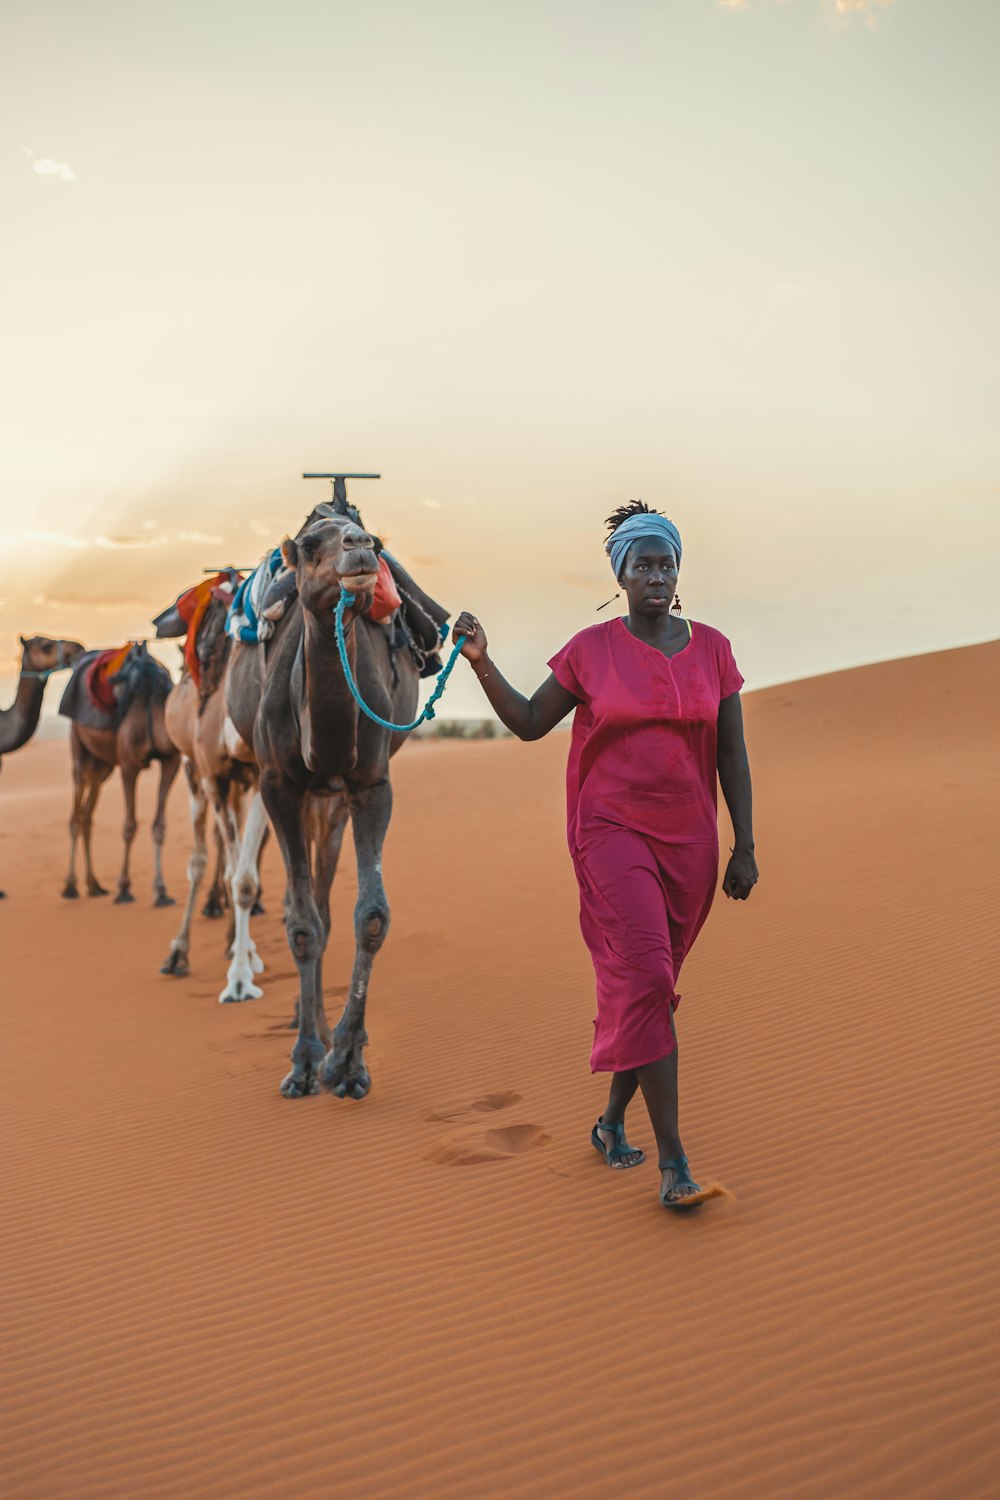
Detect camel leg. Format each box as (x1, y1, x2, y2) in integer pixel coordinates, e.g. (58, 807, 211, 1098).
(202, 823, 228, 918)
(210, 778, 241, 957)
(161, 763, 208, 977)
(81, 762, 114, 897)
(320, 778, 393, 1100)
(115, 765, 139, 904)
(62, 757, 88, 899)
(219, 791, 269, 1004)
(310, 794, 350, 1047)
(252, 817, 268, 916)
(261, 772, 326, 1098)
(151, 753, 180, 906)
(287, 796, 347, 1034)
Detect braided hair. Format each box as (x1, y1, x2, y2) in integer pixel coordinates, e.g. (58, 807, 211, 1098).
(602, 500, 682, 614)
(604, 499, 663, 536)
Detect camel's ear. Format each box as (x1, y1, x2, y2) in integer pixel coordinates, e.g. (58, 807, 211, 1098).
(281, 536, 299, 570)
(18, 634, 28, 647)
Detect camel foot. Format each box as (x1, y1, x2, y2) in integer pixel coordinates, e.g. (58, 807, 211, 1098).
(153, 891, 176, 909)
(280, 1039, 326, 1098)
(87, 882, 109, 897)
(160, 947, 190, 977)
(0, 889, 6, 899)
(250, 899, 265, 916)
(62, 881, 79, 900)
(114, 889, 136, 905)
(321, 1040, 371, 1101)
(218, 975, 264, 1004)
(201, 893, 226, 918)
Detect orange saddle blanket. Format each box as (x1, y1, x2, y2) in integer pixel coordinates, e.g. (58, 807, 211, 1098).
(174, 572, 239, 685)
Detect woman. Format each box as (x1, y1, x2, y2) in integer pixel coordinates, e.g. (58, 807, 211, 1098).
(453, 501, 758, 1209)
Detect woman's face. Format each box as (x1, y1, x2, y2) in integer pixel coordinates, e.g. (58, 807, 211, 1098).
(619, 537, 680, 617)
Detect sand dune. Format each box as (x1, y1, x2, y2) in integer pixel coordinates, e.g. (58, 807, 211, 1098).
(2, 640, 998, 1499)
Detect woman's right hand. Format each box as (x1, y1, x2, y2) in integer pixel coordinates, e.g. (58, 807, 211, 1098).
(453, 611, 488, 666)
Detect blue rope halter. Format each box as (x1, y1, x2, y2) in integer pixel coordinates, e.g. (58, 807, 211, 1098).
(20, 640, 69, 681)
(334, 592, 467, 733)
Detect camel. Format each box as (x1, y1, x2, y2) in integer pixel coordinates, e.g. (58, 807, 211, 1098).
(153, 576, 267, 1001)
(226, 497, 448, 1099)
(0, 634, 86, 897)
(59, 642, 181, 905)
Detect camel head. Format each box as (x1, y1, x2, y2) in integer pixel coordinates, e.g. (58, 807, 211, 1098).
(282, 517, 380, 620)
(18, 635, 86, 677)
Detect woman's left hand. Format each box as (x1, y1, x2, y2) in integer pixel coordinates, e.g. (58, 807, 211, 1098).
(723, 849, 758, 901)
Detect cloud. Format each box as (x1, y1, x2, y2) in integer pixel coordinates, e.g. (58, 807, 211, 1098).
(32, 593, 156, 612)
(25, 529, 89, 549)
(719, 0, 893, 18)
(822, 0, 893, 24)
(32, 157, 76, 182)
(94, 534, 166, 549)
(249, 517, 284, 538)
(176, 530, 225, 545)
(420, 499, 445, 510)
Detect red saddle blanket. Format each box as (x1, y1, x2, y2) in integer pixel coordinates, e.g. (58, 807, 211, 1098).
(85, 644, 133, 714)
(174, 572, 237, 686)
(369, 555, 402, 623)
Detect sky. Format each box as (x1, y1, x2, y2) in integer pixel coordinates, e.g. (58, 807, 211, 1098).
(2, 0, 998, 720)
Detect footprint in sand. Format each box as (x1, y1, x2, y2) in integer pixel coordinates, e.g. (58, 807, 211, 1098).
(424, 1090, 523, 1124)
(425, 1122, 551, 1166)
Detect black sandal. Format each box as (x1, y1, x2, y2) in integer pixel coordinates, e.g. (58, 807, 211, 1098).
(659, 1154, 701, 1209)
(591, 1119, 645, 1169)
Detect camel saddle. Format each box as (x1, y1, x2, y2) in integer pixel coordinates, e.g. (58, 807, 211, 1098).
(58, 644, 134, 731)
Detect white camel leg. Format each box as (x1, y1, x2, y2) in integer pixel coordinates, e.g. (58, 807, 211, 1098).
(219, 790, 268, 1004)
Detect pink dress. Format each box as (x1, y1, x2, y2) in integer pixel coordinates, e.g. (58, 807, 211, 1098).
(548, 616, 744, 1072)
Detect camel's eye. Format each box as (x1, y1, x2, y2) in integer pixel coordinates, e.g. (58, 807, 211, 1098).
(302, 537, 318, 560)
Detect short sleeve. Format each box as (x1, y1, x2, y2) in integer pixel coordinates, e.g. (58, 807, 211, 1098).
(548, 635, 585, 701)
(716, 631, 745, 699)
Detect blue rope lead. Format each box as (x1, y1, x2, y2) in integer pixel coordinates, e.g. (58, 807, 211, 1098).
(335, 592, 467, 733)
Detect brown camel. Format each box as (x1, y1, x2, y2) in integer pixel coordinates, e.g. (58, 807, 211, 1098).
(0, 634, 86, 897)
(153, 579, 266, 999)
(226, 499, 448, 1098)
(59, 642, 181, 905)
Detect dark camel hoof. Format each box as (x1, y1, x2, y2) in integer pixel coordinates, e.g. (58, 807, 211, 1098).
(201, 896, 225, 919)
(153, 892, 176, 908)
(114, 890, 136, 905)
(321, 1055, 372, 1100)
(88, 884, 109, 897)
(280, 1069, 321, 1098)
(280, 1039, 325, 1097)
(250, 900, 265, 917)
(160, 949, 190, 977)
(62, 884, 79, 900)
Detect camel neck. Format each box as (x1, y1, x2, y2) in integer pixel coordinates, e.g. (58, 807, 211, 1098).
(0, 673, 46, 755)
(300, 608, 360, 775)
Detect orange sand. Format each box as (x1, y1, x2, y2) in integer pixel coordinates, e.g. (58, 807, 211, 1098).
(2, 641, 998, 1499)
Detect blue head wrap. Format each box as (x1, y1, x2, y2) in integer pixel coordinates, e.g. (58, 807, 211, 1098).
(606, 513, 682, 581)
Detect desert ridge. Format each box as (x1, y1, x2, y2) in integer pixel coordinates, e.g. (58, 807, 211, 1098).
(1, 638, 998, 1499)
